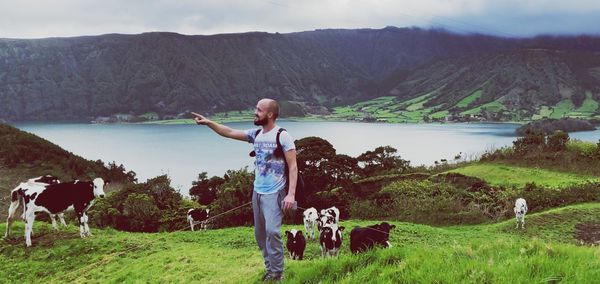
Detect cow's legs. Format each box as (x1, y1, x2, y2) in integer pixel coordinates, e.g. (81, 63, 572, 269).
(189, 220, 195, 231)
(521, 218, 525, 229)
(77, 211, 86, 238)
(5, 200, 20, 238)
(58, 213, 67, 227)
(50, 214, 59, 231)
(25, 210, 35, 247)
(82, 214, 91, 237)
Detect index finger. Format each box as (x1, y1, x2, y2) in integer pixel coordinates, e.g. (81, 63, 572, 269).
(190, 112, 203, 118)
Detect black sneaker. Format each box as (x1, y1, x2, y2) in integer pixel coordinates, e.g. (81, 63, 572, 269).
(263, 272, 284, 282)
(261, 272, 272, 282)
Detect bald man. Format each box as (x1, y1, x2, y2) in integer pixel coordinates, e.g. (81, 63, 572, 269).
(192, 98, 297, 282)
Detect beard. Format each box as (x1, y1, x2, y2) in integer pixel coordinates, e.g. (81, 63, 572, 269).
(254, 116, 268, 126)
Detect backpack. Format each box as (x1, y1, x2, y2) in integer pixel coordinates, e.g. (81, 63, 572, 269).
(249, 128, 305, 205)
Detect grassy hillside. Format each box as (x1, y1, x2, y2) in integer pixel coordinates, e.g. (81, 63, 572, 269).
(446, 163, 600, 187)
(1, 203, 599, 283)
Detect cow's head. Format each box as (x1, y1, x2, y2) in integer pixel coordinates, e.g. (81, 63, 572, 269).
(317, 215, 334, 232)
(515, 199, 527, 215)
(93, 178, 106, 198)
(285, 229, 304, 244)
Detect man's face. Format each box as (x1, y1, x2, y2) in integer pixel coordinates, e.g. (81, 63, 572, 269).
(254, 103, 269, 126)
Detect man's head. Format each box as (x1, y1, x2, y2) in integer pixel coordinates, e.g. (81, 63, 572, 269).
(254, 98, 279, 126)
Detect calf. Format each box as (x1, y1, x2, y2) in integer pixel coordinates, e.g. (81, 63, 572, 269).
(317, 214, 335, 233)
(5, 175, 65, 238)
(187, 208, 210, 231)
(350, 222, 396, 253)
(19, 178, 106, 246)
(285, 229, 306, 260)
(319, 225, 345, 257)
(514, 198, 528, 229)
(320, 206, 340, 224)
(302, 207, 318, 239)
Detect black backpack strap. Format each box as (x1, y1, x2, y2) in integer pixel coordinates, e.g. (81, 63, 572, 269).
(276, 128, 286, 153)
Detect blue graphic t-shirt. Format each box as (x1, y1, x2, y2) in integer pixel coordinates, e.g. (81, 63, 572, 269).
(246, 126, 295, 194)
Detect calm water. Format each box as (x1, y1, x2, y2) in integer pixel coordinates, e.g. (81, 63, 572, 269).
(13, 121, 600, 193)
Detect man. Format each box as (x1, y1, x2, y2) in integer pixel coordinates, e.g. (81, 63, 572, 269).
(192, 98, 297, 282)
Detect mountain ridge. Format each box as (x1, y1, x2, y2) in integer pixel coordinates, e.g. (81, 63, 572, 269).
(2, 27, 600, 122)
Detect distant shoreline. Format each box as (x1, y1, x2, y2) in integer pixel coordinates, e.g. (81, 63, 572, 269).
(136, 116, 526, 125)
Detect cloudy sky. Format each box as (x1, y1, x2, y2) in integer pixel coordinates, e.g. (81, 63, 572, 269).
(1, 0, 600, 39)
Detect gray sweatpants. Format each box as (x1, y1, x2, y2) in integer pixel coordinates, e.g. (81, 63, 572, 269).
(252, 189, 285, 274)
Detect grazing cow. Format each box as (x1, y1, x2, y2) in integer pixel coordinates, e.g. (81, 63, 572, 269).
(319, 225, 345, 257)
(350, 222, 396, 253)
(285, 229, 306, 260)
(320, 206, 340, 224)
(187, 208, 210, 231)
(514, 198, 528, 229)
(5, 175, 64, 238)
(302, 207, 318, 239)
(17, 178, 106, 246)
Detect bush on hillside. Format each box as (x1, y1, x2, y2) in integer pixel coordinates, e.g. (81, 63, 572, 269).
(209, 168, 255, 228)
(88, 175, 188, 232)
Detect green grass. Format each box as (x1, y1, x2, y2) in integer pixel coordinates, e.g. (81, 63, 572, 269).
(2, 203, 600, 283)
(430, 110, 449, 119)
(461, 100, 506, 116)
(550, 100, 575, 119)
(532, 106, 552, 120)
(445, 163, 599, 187)
(455, 90, 482, 108)
(568, 92, 599, 117)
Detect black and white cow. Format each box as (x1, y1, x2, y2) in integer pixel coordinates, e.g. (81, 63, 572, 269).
(5, 175, 65, 238)
(187, 208, 210, 231)
(302, 207, 318, 240)
(16, 178, 106, 246)
(514, 198, 528, 229)
(320, 206, 340, 224)
(319, 225, 345, 257)
(285, 229, 306, 260)
(350, 222, 396, 253)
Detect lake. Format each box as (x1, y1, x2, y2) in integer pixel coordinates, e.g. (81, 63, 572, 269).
(13, 121, 600, 194)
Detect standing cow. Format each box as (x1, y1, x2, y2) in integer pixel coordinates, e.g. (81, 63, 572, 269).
(302, 207, 318, 239)
(15, 178, 106, 246)
(285, 229, 306, 260)
(319, 224, 345, 258)
(320, 206, 340, 224)
(187, 208, 210, 231)
(514, 198, 528, 229)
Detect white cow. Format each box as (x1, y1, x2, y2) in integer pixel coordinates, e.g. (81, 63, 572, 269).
(302, 207, 318, 239)
(514, 198, 528, 229)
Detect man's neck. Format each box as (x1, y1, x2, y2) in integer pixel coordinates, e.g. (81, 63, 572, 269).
(261, 122, 276, 133)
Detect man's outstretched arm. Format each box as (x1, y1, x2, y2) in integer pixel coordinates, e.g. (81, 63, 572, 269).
(191, 112, 249, 142)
